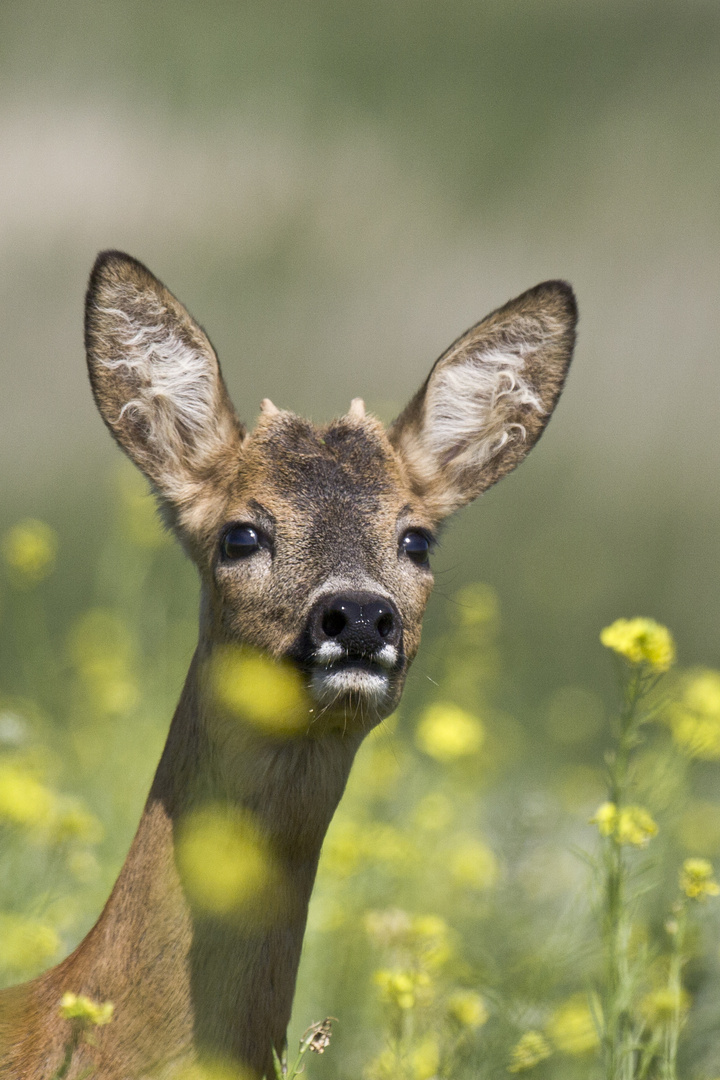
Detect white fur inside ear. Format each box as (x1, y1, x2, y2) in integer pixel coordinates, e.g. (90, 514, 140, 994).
(98, 292, 217, 459)
(423, 348, 543, 468)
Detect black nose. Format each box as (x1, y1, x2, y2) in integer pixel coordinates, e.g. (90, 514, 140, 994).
(309, 592, 402, 654)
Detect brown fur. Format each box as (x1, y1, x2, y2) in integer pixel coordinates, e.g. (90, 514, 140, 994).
(0, 253, 577, 1078)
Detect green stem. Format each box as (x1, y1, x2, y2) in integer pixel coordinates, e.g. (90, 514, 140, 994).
(50, 1025, 81, 1080)
(601, 666, 650, 1080)
(660, 905, 686, 1080)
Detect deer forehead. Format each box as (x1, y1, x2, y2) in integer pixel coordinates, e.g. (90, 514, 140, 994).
(232, 413, 418, 531)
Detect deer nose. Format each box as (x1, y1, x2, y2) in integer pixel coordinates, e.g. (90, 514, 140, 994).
(311, 593, 402, 654)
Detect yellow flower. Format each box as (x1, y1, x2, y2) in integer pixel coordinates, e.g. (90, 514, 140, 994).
(590, 803, 658, 846)
(211, 646, 308, 737)
(616, 805, 658, 846)
(2, 520, 57, 583)
(590, 802, 617, 837)
(0, 914, 60, 974)
(365, 1034, 439, 1080)
(409, 1035, 440, 1080)
(415, 703, 484, 762)
(322, 820, 417, 879)
(68, 609, 139, 716)
(410, 914, 452, 970)
(680, 857, 720, 900)
(508, 1031, 552, 1072)
(547, 995, 599, 1054)
(600, 618, 675, 673)
(0, 764, 55, 828)
(639, 986, 690, 1021)
(453, 582, 499, 627)
(373, 968, 431, 1010)
(364, 910, 452, 971)
(447, 990, 488, 1028)
(449, 837, 499, 890)
(52, 798, 104, 845)
(667, 670, 720, 759)
(177, 805, 278, 917)
(59, 992, 114, 1027)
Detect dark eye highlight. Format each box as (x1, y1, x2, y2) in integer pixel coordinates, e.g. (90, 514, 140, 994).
(221, 525, 263, 560)
(400, 530, 432, 566)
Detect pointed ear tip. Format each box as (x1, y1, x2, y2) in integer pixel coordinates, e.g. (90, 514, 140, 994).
(88, 250, 154, 296)
(532, 279, 578, 320)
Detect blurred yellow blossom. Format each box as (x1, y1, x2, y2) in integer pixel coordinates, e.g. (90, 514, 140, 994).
(590, 801, 617, 836)
(59, 992, 114, 1027)
(546, 995, 599, 1054)
(373, 968, 432, 1010)
(0, 913, 60, 974)
(2, 519, 57, 583)
(453, 582, 499, 627)
(51, 798, 104, 845)
(409, 1035, 440, 1080)
(590, 803, 658, 846)
(640, 986, 690, 1022)
(410, 914, 452, 970)
(449, 837, 499, 890)
(616, 806, 658, 846)
(667, 670, 720, 759)
(508, 1031, 552, 1072)
(211, 646, 307, 736)
(447, 990, 488, 1028)
(0, 763, 55, 827)
(177, 805, 278, 917)
(68, 609, 139, 715)
(323, 820, 416, 878)
(415, 703, 484, 762)
(365, 910, 452, 970)
(600, 617, 675, 673)
(680, 857, 720, 900)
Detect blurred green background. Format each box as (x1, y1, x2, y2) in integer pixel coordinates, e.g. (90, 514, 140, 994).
(3, 0, 720, 683)
(1, 2, 720, 1077)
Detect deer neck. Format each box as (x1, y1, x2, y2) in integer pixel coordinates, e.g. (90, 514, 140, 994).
(76, 648, 362, 1077)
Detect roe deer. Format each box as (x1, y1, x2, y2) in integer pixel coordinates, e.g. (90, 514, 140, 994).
(0, 252, 577, 1079)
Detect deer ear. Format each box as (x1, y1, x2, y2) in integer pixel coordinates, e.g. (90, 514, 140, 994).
(389, 280, 577, 519)
(85, 251, 244, 509)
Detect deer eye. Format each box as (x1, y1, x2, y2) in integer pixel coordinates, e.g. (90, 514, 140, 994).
(400, 530, 431, 566)
(221, 525, 263, 560)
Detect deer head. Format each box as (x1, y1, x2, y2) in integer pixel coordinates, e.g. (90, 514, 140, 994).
(85, 251, 576, 742)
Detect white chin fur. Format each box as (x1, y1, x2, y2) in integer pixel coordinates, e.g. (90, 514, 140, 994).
(310, 667, 391, 709)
